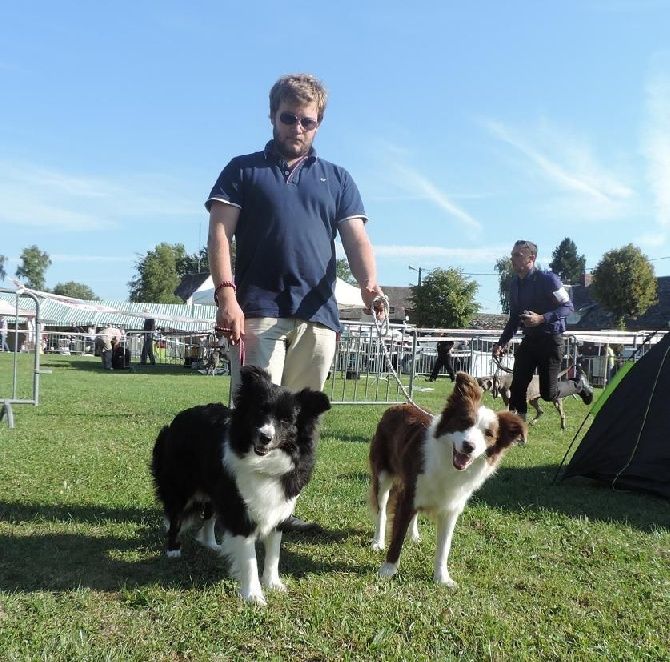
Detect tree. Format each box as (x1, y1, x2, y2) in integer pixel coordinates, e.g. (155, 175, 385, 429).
(16, 245, 51, 290)
(128, 243, 184, 303)
(52, 281, 98, 300)
(0, 254, 6, 281)
(336, 258, 357, 285)
(177, 246, 210, 276)
(591, 244, 657, 329)
(549, 237, 586, 284)
(495, 256, 514, 314)
(176, 243, 236, 277)
(410, 267, 480, 328)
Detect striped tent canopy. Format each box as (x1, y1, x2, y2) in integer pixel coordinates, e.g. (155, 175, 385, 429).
(0, 291, 216, 333)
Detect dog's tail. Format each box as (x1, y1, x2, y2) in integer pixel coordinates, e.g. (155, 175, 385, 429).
(369, 431, 401, 517)
(369, 472, 400, 517)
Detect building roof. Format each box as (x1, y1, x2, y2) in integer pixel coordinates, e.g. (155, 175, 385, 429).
(174, 272, 210, 301)
(568, 275, 670, 331)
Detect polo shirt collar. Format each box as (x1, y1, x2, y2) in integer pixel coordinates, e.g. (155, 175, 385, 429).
(264, 140, 317, 165)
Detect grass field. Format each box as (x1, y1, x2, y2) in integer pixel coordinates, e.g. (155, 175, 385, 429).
(0, 353, 668, 661)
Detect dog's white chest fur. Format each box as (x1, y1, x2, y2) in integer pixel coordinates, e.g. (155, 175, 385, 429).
(414, 419, 496, 515)
(223, 441, 297, 536)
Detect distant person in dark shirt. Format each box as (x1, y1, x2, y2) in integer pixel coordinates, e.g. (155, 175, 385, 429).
(492, 240, 573, 421)
(140, 317, 156, 365)
(428, 340, 455, 382)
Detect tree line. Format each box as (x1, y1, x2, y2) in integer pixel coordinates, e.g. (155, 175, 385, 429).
(410, 238, 657, 330)
(0, 238, 658, 330)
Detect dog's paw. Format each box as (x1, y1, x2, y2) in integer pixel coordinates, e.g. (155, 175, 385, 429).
(378, 562, 398, 579)
(371, 539, 385, 551)
(262, 576, 287, 592)
(194, 529, 220, 551)
(240, 588, 267, 606)
(166, 549, 181, 559)
(434, 571, 458, 588)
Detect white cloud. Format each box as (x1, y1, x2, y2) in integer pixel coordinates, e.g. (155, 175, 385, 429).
(642, 72, 670, 228)
(483, 118, 634, 219)
(374, 244, 507, 262)
(51, 254, 134, 263)
(637, 231, 668, 248)
(391, 164, 483, 235)
(337, 241, 508, 264)
(370, 142, 484, 236)
(0, 160, 198, 232)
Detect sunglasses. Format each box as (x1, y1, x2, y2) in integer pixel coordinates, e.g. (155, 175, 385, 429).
(279, 111, 319, 131)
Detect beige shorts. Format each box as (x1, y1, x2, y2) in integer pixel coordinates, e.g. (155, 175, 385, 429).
(230, 317, 337, 394)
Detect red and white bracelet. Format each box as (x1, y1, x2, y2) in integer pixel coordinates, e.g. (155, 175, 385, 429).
(213, 280, 236, 307)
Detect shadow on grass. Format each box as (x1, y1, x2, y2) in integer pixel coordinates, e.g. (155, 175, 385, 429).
(59, 359, 212, 377)
(0, 501, 368, 593)
(476, 464, 669, 532)
(328, 431, 371, 444)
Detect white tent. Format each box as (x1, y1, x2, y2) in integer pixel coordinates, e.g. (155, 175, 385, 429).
(0, 298, 36, 318)
(190, 276, 365, 309)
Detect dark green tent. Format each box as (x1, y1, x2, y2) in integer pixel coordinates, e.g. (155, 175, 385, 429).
(562, 331, 670, 500)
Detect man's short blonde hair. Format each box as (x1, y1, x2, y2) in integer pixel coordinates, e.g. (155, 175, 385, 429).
(269, 74, 328, 123)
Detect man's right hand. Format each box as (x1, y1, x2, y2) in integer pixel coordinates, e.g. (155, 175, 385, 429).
(492, 343, 503, 359)
(215, 295, 245, 345)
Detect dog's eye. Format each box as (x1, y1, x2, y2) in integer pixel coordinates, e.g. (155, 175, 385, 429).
(485, 429, 495, 438)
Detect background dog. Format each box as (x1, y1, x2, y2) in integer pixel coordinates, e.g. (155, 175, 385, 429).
(476, 375, 494, 392)
(493, 367, 593, 429)
(369, 372, 526, 587)
(151, 365, 331, 604)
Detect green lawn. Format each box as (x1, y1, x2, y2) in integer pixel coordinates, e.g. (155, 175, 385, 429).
(0, 354, 668, 661)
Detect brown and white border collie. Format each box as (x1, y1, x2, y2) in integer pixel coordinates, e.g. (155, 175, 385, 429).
(369, 372, 526, 587)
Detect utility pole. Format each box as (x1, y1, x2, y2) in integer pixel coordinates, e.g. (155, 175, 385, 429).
(409, 265, 423, 288)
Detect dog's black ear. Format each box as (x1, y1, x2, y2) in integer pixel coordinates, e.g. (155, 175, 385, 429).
(234, 366, 274, 409)
(295, 389, 331, 418)
(239, 365, 273, 387)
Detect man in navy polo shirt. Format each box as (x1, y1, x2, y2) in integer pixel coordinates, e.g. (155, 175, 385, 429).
(492, 240, 573, 421)
(206, 73, 385, 529)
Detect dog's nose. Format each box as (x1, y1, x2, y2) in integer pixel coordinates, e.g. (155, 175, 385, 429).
(461, 441, 475, 455)
(258, 422, 275, 445)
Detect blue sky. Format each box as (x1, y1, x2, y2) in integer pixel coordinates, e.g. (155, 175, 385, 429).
(2, 1, 669, 313)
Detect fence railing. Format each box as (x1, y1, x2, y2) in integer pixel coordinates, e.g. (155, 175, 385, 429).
(10, 323, 664, 407)
(0, 288, 44, 428)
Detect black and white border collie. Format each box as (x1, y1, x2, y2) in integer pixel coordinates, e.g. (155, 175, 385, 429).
(369, 372, 526, 587)
(151, 365, 331, 604)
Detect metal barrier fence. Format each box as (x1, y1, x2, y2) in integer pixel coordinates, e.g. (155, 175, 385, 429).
(326, 322, 417, 404)
(38, 330, 227, 371)
(11, 323, 663, 410)
(0, 288, 44, 428)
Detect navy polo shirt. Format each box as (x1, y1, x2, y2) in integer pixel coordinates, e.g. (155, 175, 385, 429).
(205, 141, 367, 332)
(498, 268, 573, 346)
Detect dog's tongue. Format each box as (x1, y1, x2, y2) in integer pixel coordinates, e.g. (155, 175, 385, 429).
(453, 450, 470, 471)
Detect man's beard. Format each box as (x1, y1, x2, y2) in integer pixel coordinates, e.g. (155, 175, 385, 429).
(272, 126, 313, 160)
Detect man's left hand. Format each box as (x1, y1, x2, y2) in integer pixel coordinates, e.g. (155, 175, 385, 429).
(521, 310, 542, 328)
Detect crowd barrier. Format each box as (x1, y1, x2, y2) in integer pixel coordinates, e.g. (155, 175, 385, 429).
(6, 322, 662, 408)
(0, 288, 45, 428)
